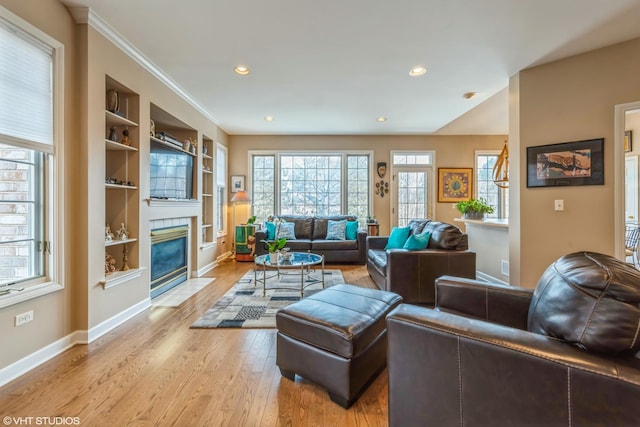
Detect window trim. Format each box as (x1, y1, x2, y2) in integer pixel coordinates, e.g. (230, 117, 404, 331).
(0, 6, 65, 309)
(248, 150, 374, 220)
(216, 143, 227, 237)
(475, 149, 508, 219)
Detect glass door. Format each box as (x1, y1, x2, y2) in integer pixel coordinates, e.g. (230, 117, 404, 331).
(393, 168, 430, 227)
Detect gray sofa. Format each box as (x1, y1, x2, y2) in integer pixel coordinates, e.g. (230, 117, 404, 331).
(366, 219, 476, 305)
(254, 215, 367, 264)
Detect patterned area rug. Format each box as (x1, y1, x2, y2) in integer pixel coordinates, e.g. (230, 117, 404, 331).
(191, 269, 345, 329)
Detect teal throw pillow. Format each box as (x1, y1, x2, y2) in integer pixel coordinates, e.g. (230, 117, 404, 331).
(385, 226, 411, 249)
(326, 220, 347, 240)
(346, 220, 359, 240)
(276, 221, 296, 240)
(265, 222, 276, 240)
(403, 232, 431, 250)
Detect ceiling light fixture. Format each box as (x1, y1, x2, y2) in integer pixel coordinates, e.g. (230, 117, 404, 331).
(463, 91, 478, 99)
(264, 116, 274, 122)
(409, 66, 427, 77)
(376, 117, 387, 122)
(234, 65, 250, 75)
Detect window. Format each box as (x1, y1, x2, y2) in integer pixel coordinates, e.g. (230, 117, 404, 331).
(216, 144, 227, 234)
(0, 9, 63, 307)
(476, 151, 508, 219)
(250, 152, 371, 226)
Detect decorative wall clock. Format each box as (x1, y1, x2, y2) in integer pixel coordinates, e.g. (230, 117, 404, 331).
(438, 168, 473, 202)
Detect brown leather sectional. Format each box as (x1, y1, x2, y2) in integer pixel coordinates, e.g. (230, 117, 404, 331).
(366, 219, 476, 305)
(254, 215, 367, 264)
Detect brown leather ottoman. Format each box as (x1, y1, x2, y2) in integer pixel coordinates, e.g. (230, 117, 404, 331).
(276, 284, 402, 408)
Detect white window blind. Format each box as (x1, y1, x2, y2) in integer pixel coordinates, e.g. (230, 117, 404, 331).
(0, 17, 53, 149)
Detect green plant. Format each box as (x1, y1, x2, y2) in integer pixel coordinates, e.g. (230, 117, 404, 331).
(267, 237, 287, 253)
(455, 198, 495, 215)
(246, 215, 257, 225)
(267, 218, 287, 253)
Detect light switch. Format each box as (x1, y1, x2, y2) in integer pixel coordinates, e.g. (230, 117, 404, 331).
(554, 200, 564, 211)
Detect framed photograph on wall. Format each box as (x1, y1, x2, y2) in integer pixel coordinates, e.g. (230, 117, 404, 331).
(526, 138, 604, 187)
(438, 168, 473, 202)
(230, 175, 245, 192)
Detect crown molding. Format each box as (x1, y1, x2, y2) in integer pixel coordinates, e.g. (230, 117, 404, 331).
(67, 7, 218, 125)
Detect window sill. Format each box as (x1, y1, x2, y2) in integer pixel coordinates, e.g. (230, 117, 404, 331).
(0, 281, 64, 310)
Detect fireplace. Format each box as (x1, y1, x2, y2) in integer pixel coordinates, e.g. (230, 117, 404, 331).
(150, 225, 189, 298)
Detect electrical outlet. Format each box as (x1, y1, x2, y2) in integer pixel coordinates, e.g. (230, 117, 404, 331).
(554, 200, 564, 211)
(15, 310, 34, 326)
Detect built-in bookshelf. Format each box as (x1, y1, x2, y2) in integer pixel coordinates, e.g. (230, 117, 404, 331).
(103, 76, 141, 287)
(201, 136, 214, 246)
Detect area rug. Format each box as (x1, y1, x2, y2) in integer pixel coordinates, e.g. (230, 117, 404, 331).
(191, 269, 344, 329)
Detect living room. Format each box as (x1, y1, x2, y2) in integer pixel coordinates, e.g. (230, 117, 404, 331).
(1, 0, 640, 425)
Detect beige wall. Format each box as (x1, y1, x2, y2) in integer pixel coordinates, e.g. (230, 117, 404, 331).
(0, 0, 78, 369)
(228, 135, 505, 235)
(512, 37, 640, 287)
(0, 0, 228, 372)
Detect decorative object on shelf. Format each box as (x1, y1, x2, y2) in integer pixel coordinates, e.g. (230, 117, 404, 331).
(150, 119, 155, 137)
(625, 130, 633, 153)
(455, 198, 494, 220)
(105, 253, 117, 274)
(182, 139, 191, 151)
(106, 89, 119, 113)
(493, 139, 509, 189)
(105, 224, 115, 242)
(202, 144, 208, 155)
(108, 127, 119, 142)
(121, 129, 130, 146)
(526, 138, 604, 188)
(121, 245, 130, 271)
(116, 222, 128, 240)
(375, 180, 389, 197)
(377, 162, 387, 178)
(438, 167, 472, 202)
(230, 175, 245, 192)
(190, 138, 197, 154)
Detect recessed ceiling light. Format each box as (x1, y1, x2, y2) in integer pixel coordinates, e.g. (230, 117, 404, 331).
(234, 65, 250, 75)
(409, 66, 427, 77)
(264, 116, 274, 122)
(376, 117, 387, 122)
(463, 91, 478, 99)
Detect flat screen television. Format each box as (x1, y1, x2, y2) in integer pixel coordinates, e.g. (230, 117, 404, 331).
(149, 140, 194, 200)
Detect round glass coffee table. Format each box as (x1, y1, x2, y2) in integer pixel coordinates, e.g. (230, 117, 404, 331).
(254, 252, 325, 296)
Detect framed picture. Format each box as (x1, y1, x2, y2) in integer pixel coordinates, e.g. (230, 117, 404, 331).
(438, 168, 473, 202)
(526, 138, 604, 188)
(625, 131, 633, 153)
(230, 175, 245, 192)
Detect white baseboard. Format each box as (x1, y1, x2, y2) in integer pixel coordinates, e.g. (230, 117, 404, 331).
(0, 297, 151, 387)
(217, 251, 233, 262)
(476, 271, 510, 286)
(194, 260, 218, 277)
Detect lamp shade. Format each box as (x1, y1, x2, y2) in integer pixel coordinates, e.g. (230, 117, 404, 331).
(231, 190, 251, 203)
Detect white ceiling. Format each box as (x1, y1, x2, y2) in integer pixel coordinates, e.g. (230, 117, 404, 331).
(61, 0, 640, 136)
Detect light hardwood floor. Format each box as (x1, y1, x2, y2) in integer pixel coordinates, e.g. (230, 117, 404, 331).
(0, 260, 389, 427)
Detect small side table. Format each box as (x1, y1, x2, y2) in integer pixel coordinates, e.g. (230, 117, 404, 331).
(367, 223, 380, 236)
(235, 225, 256, 261)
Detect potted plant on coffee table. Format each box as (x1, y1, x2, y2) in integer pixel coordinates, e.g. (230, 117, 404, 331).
(455, 198, 495, 220)
(267, 237, 287, 263)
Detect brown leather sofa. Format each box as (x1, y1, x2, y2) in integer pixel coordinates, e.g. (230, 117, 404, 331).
(366, 219, 476, 305)
(386, 252, 640, 427)
(254, 215, 367, 264)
